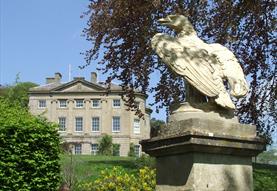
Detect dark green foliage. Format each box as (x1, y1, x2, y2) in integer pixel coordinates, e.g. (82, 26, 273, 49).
(98, 134, 113, 156)
(0, 86, 7, 97)
(112, 143, 120, 156)
(135, 154, 156, 169)
(1, 81, 37, 108)
(128, 143, 136, 157)
(0, 98, 61, 191)
(253, 164, 277, 191)
(150, 118, 166, 137)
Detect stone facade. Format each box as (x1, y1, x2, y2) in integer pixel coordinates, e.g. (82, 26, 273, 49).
(29, 72, 151, 156)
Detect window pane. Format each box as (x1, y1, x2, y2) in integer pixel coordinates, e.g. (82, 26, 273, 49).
(92, 117, 100, 132)
(134, 145, 140, 157)
(135, 101, 140, 109)
(91, 144, 99, 155)
(112, 116, 120, 132)
(75, 117, 83, 131)
(75, 144, 82, 154)
(92, 99, 100, 108)
(59, 100, 67, 108)
(133, 119, 140, 134)
(113, 99, 121, 107)
(75, 99, 84, 108)
(38, 100, 46, 108)
(58, 117, 66, 131)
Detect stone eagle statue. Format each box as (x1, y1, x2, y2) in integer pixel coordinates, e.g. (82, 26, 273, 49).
(151, 15, 249, 110)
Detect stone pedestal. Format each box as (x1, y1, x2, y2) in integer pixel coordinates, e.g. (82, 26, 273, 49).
(141, 109, 265, 191)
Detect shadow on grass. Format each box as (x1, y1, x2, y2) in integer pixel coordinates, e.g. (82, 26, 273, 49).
(86, 159, 137, 170)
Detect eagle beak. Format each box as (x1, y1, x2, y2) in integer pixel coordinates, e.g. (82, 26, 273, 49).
(158, 17, 171, 25)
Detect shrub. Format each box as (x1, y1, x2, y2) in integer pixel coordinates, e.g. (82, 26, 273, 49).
(98, 134, 113, 156)
(253, 165, 277, 191)
(77, 166, 156, 191)
(128, 143, 136, 157)
(112, 143, 120, 156)
(135, 153, 156, 169)
(0, 98, 61, 191)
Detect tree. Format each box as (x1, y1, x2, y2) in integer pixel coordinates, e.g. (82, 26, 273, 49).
(0, 98, 61, 190)
(82, 1, 276, 142)
(6, 81, 38, 108)
(98, 134, 113, 155)
(0, 85, 7, 97)
(0, 77, 38, 108)
(150, 118, 166, 137)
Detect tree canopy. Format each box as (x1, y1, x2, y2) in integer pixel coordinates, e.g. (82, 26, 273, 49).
(150, 118, 166, 137)
(0, 74, 38, 108)
(82, 0, 276, 142)
(4, 82, 38, 108)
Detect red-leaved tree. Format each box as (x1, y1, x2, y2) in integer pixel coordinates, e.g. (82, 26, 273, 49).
(82, 0, 276, 143)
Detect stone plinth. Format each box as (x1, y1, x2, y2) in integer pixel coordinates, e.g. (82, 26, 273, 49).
(141, 113, 265, 191)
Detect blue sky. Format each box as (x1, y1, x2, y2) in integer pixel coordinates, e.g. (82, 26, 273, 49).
(1, 1, 276, 145)
(0, 0, 166, 120)
(1, 0, 91, 84)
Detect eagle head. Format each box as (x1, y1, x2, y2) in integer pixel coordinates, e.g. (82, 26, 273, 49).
(158, 15, 196, 35)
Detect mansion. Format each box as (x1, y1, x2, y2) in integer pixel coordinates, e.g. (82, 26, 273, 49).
(28, 72, 151, 156)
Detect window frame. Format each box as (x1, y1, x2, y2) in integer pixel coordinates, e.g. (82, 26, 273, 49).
(59, 99, 67, 108)
(135, 101, 140, 109)
(75, 99, 84, 108)
(75, 117, 83, 132)
(134, 145, 140, 157)
(112, 99, 121, 108)
(91, 144, 99, 155)
(38, 99, 46, 108)
(112, 116, 121, 132)
(91, 99, 101, 108)
(91, 117, 100, 132)
(74, 144, 82, 155)
(58, 117, 66, 132)
(133, 119, 140, 134)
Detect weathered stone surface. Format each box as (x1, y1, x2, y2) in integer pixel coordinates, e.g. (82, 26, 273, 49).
(142, 129, 264, 157)
(156, 153, 253, 191)
(140, 117, 265, 191)
(151, 15, 249, 110)
(160, 118, 256, 139)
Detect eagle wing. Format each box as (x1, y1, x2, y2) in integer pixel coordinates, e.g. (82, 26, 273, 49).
(151, 33, 224, 97)
(208, 43, 249, 97)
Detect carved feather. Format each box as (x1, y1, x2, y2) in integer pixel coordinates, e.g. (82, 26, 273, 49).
(151, 15, 249, 109)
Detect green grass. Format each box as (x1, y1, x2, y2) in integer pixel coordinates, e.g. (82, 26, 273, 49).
(253, 163, 277, 191)
(60, 155, 137, 183)
(60, 155, 277, 190)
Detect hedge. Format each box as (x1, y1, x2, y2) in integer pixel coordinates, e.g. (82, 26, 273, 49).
(0, 98, 61, 190)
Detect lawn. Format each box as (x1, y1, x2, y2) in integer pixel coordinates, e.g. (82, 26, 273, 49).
(60, 155, 138, 184)
(253, 163, 277, 191)
(60, 155, 277, 191)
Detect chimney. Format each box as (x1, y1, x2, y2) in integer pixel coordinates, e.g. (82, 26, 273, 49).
(54, 72, 62, 83)
(73, 77, 85, 81)
(46, 72, 62, 84)
(46, 77, 55, 84)
(91, 72, 97, 83)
